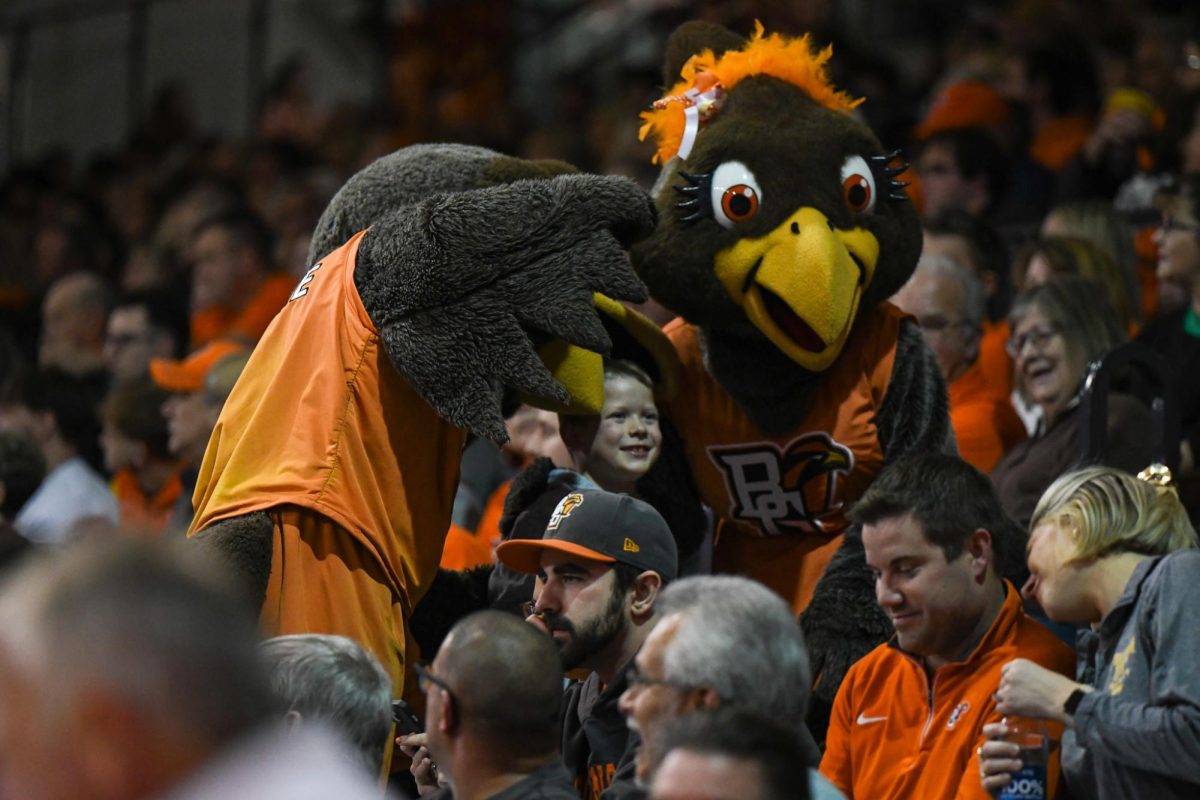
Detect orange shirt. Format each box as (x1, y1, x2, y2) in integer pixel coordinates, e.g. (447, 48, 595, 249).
(977, 319, 1014, 400)
(190, 231, 467, 612)
(665, 304, 902, 613)
(820, 583, 1075, 800)
(439, 522, 494, 571)
(1029, 114, 1093, 173)
(190, 272, 296, 347)
(949, 360, 1026, 473)
(110, 468, 184, 536)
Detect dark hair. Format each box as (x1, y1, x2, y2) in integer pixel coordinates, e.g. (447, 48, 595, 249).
(922, 128, 1011, 214)
(1023, 35, 1101, 116)
(923, 209, 1010, 320)
(114, 289, 190, 359)
(102, 378, 172, 459)
(654, 707, 811, 800)
(611, 560, 649, 594)
(0, 430, 45, 519)
(8, 368, 105, 467)
(851, 453, 1017, 568)
(192, 208, 275, 267)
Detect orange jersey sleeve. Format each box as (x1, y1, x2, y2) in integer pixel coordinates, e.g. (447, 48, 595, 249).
(190, 231, 467, 610)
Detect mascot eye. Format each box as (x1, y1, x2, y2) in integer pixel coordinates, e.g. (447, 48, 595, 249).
(710, 161, 762, 229)
(840, 155, 877, 214)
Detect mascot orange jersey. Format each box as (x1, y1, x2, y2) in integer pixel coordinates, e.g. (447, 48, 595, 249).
(191, 231, 466, 680)
(667, 303, 903, 613)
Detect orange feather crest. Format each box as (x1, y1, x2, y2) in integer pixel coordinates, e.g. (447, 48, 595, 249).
(639, 22, 863, 164)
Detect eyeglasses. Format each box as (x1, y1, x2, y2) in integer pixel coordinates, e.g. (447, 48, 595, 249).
(625, 661, 700, 692)
(413, 662, 454, 697)
(1006, 325, 1061, 357)
(1160, 215, 1200, 236)
(917, 315, 973, 336)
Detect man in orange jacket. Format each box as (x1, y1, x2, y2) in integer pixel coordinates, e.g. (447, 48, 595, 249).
(820, 454, 1074, 800)
(188, 209, 294, 348)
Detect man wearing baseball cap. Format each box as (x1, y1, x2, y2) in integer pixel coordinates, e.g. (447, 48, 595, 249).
(149, 339, 249, 531)
(497, 489, 678, 800)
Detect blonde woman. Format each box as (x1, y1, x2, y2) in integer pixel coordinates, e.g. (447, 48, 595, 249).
(980, 466, 1200, 799)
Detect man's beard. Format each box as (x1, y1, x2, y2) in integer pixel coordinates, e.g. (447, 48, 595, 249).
(542, 581, 628, 671)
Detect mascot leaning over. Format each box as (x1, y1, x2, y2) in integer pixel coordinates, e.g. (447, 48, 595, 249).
(189, 21, 954, 727)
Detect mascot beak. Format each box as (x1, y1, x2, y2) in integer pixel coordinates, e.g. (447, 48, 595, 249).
(713, 207, 880, 371)
(515, 293, 679, 415)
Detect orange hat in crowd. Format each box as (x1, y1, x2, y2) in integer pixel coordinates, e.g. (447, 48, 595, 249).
(150, 339, 247, 393)
(914, 79, 1010, 140)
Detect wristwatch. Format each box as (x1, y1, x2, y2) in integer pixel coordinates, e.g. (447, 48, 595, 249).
(1063, 688, 1087, 716)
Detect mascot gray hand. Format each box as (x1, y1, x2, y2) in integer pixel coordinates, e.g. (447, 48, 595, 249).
(355, 173, 656, 444)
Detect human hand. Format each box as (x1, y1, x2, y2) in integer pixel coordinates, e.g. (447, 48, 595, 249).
(398, 734, 445, 796)
(995, 658, 1083, 723)
(978, 721, 1024, 795)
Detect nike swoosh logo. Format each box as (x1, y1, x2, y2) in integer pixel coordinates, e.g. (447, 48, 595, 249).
(856, 713, 887, 725)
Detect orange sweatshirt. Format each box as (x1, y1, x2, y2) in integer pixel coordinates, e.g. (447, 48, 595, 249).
(949, 360, 1026, 473)
(821, 583, 1075, 800)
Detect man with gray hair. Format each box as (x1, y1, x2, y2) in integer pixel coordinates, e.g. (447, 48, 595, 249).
(0, 538, 385, 800)
(618, 575, 843, 799)
(260, 633, 394, 779)
(892, 254, 1025, 472)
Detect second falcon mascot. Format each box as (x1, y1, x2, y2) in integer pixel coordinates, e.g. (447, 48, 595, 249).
(633, 21, 951, 713)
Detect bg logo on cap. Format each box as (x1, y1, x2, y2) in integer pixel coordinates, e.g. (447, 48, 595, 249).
(547, 493, 584, 531)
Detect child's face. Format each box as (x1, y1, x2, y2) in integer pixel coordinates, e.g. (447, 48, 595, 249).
(582, 375, 662, 492)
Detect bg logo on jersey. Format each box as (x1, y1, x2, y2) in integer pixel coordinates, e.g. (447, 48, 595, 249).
(708, 432, 854, 536)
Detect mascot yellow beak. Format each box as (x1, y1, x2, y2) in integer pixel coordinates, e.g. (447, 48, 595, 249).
(714, 207, 880, 372)
(516, 293, 679, 415)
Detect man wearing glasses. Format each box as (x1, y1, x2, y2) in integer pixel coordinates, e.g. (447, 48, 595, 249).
(615, 574, 841, 799)
(496, 489, 678, 800)
(892, 255, 1025, 473)
(411, 610, 578, 800)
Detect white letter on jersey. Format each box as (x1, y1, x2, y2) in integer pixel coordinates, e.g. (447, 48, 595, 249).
(290, 262, 322, 302)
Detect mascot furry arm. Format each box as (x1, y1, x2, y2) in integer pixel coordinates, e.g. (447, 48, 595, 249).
(187, 144, 656, 686)
(632, 23, 954, 712)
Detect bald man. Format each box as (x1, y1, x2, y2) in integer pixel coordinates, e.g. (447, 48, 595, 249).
(407, 610, 577, 800)
(39, 271, 116, 379)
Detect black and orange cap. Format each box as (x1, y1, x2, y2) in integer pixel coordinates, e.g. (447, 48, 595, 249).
(496, 489, 678, 581)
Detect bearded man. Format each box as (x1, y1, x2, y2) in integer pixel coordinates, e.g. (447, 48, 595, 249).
(496, 489, 677, 800)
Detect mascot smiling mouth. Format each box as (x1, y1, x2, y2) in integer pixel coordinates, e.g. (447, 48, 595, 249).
(714, 206, 880, 372)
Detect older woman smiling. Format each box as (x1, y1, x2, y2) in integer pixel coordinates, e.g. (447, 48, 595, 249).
(990, 275, 1155, 527)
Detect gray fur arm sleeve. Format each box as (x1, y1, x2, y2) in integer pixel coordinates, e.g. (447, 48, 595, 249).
(875, 318, 956, 464)
(802, 320, 954, 711)
(354, 174, 655, 444)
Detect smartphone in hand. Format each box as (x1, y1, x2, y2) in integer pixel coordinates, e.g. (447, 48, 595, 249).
(392, 699, 424, 735)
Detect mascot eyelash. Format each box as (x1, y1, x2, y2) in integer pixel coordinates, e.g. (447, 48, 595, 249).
(673, 170, 712, 223)
(673, 151, 909, 226)
(869, 150, 911, 203)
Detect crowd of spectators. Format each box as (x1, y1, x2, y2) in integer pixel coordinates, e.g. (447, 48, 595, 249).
(1, 0, 1200, 798)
